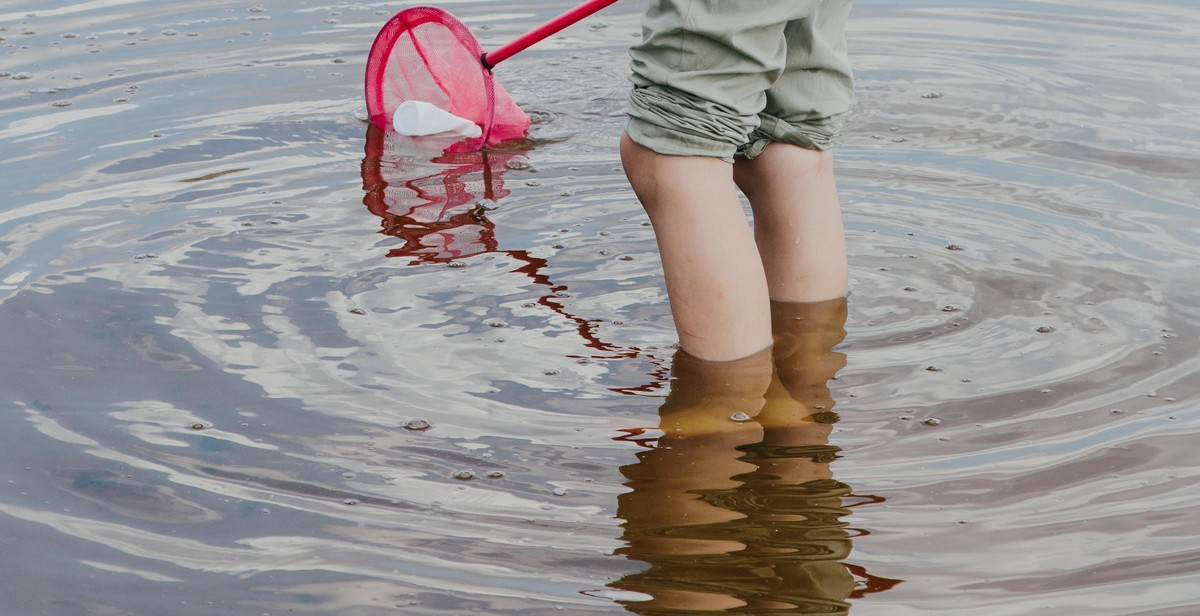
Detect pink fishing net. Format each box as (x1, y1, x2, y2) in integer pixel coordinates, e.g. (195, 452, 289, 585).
(365, 7, 531, 148)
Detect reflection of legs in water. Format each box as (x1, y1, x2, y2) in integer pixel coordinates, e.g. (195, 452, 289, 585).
(616, 349, 772, 612)
(613, 298, 855, 614)
(745, 298, 854, 613)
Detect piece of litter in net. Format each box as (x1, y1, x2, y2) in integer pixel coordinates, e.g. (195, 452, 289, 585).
(392, 100, 482, 138)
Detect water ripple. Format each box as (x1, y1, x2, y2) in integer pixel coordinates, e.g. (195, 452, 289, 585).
(2, 0, 1199, 614)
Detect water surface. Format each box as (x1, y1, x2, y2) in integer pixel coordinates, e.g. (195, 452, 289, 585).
(2, 0, 1199, 614)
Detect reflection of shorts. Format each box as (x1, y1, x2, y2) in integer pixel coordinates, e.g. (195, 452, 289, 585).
(626, 0, 854, 161)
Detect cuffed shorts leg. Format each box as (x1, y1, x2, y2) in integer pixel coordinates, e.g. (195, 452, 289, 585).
(626, 0, 854, 161)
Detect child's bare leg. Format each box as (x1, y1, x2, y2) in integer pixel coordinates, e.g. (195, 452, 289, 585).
(733, 143, 848, 303)
(620, 133, 772, 362)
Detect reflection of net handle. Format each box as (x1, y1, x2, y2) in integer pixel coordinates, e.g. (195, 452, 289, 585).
(481, 0, 620, 69)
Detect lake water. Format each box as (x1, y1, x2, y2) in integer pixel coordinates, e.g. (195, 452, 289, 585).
(2, 1, 1198, 614)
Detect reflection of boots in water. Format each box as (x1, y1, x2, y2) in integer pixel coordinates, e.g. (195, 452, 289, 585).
(735, 298, 855, 614)
(612, 299, 855, 614)
(754, 298, 849, 480)
(759, 297, 849, 433)
(615, 348, 773, 612)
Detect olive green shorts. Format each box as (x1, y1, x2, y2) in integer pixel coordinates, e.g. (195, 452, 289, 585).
(626, 0, 854, 161)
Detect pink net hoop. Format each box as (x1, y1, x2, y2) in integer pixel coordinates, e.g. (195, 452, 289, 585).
(365, 7, 531, 149)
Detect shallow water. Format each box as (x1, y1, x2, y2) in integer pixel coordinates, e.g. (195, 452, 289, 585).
(2, 0, 1199, 614)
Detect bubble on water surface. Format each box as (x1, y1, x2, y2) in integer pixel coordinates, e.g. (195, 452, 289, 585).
(403, 419, 431, 431)
(505, 156, 532, 171)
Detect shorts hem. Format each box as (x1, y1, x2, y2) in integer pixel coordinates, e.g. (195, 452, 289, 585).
(625, 116, 738, 163)
(739, 111, 849, 159)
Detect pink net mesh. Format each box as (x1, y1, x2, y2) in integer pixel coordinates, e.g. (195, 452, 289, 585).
(365, 7, 531, 148)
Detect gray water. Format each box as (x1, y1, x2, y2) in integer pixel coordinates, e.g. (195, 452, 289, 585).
(2, 1, 1199, 614)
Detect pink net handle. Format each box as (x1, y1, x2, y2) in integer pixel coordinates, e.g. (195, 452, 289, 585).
(481, 0, 621, 68)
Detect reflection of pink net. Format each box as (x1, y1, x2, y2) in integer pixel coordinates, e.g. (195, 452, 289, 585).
(360, 124, 645, 366)
(365, 7, 530, 148)
(361, 126, 513, 262)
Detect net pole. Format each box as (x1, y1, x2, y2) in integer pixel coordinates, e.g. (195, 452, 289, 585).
(481, 0, 619, 69)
